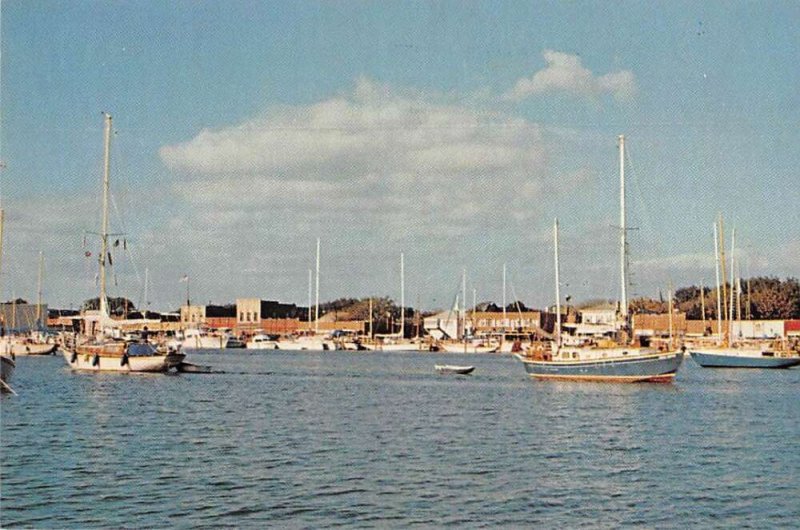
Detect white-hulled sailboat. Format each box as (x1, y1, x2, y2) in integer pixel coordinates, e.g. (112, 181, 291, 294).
(689, 217, 800, 368)
(62, 113, 184, 373)
(516, 136, 683, 382)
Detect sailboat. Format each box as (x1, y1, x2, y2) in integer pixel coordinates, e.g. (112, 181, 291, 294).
(61, 113, 185, 372)
(275, 238, 332, 351)
(364, 253, 421, 352)
(516, 136, 684, 382)
(1, 252, 58, 356)
(689, 218, 800, 368)
(0, 205, 13, 391)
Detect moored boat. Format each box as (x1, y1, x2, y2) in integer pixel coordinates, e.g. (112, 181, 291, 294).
(0, 335, 58, 356)
(517, 345, 684, 382)
(61, 113, 186, 374)
(516, 136, 684, 383)
(1, 351, 15, 392)
(690, 347, 800, 369)
(245, 333, 279, 350)
(435, 364, 475, 375)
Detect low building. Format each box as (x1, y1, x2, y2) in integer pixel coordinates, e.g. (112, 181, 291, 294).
(579, 302, 619, 325)
(180, 304, 206, 326)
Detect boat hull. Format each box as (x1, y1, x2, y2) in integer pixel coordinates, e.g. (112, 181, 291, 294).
(517, 351, 684, 383)
(62, 346, 185, 373)
(439, 343, 499, 354)
(181, 336, 228, 350)
(435, 365, 475, 375)
(690, 350, 800, 369)
(0, 339, 58, 356)
(1, 354, 15, 387)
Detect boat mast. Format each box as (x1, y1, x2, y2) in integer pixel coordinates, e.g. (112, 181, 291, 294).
(143, 267, 149, 310)
(668, 283, 674, 348)
(554, 218, 562, 347)
(400, 252, 404, 338)
(718, 215, 728, 344)
(502, 262, 507, 330)
(713, 220, 722, 341)
(99, 113, 112, 319)
(461, 268, 467, 341)
(307, 268, 312, 330)
(700, 280, 706, 325)
(0, 162, 5, 303)
(36, 250, 44, 329)
(314, 238, 320, 335)
(619, 134, 628, 319)
(729, 228, 736, 343)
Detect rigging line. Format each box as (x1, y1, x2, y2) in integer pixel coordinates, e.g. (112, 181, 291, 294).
(624, 139, 673, 296)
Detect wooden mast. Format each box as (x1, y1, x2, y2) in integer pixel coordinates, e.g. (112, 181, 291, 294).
(554, 218, 562, 348)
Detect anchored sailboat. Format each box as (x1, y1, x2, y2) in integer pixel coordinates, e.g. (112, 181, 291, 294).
(689, 217, 800, 368)
(516, 135, 684, 382)
(62, 113, 184, 372)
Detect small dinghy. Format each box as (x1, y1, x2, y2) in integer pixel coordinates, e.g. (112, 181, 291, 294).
(435, 364, 475, 375)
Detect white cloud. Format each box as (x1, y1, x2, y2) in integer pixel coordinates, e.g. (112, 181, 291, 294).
(159, 77, 561, 246)
(505, 50, 636, 102)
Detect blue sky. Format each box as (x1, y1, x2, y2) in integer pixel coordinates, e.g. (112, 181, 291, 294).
(1, 1, 798, 310)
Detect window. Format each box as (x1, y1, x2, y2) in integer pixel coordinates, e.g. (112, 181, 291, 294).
(240, 312, 244, 322)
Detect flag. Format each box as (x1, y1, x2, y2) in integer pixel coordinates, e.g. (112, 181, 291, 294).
(85, 251, 92, 258)
(180, 275, 189, 283)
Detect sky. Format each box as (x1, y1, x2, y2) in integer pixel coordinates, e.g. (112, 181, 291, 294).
(1, 0, 798, 311)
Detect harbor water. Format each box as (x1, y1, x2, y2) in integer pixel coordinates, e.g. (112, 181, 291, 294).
(2, 351, 799, 528)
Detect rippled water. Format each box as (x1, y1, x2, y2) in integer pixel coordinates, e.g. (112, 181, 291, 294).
(2, 351, 799, 528)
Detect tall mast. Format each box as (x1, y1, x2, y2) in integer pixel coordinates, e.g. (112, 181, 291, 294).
(99, 113, 112, 318)
(713, 220, 723, 341)
(400, 252, 405, 338)
(668, 283, 674, 348)
(619, 134, 628, 318)
(143, 267, 149, 310)
(502, 263, 507, 329)
(307, 268, 312, 329)
(729, 228, 736, 343)
(461, 268, 467, 340)
(314, 238, 320, 334)
(718, 215, 728, 343)
(0, 208, 4, 302)
(0, 162, 5, 302)
(37, 251, 44, 328)
(554, 218, 562, 347)
(368, 297, 373, 339)
(700, 280, 706, 325)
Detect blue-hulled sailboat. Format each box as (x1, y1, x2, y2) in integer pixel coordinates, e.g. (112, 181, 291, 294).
(516, 136, 684, 383)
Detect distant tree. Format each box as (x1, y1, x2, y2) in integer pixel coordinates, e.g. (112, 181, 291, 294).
(82, 297, 137, 316)
(629, 297, 668, 314)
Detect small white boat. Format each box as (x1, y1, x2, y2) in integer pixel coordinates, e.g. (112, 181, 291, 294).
(0, 335, 58, 356)
(181, 328, 230, 350)
(438, 341, 499, 354)
(245, 333, 279, 350)
(435, 364, 475, 375)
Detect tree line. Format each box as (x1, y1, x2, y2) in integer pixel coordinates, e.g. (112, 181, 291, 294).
(630, 277, 800, 319)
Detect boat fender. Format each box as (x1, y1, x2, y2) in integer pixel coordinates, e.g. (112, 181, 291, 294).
(680, 345, 686, 353)
(121, 353, 129, 367)
(92, 354, 100, 367)
(70, 351, 78, 363)
(26, 345, 31, 354)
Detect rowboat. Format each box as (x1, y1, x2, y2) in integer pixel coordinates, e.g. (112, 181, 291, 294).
(435, 364, 475, 375)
